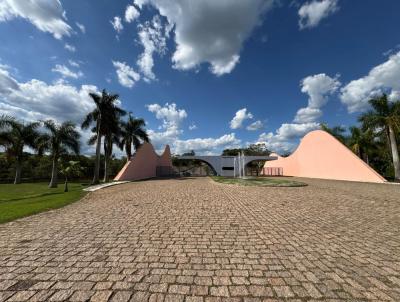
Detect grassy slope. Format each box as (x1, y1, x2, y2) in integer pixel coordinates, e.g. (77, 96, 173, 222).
(211, 176, 307, 187)
(0, 183, 87, 223)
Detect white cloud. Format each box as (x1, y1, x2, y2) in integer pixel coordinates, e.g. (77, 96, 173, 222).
(137, 16, 167, 81)
(125, 5, 140, 23)
(0, 0, 72, 39)
(76, 22, 85, 34)
(257, 122, 320, 153)
(134, 0, 275, 76)
(174, 133, 240, 155)
(246, 120, 264, 131)
(68, 60, 80, 68)
(298, 0, 339, 30)
(64, 43, 76, 52)
(111, 16, 123, 33)
(294, 73, 340, 123)
(0, 65, 100, 154)
(146, 102, 240, 154)
(230, 108, 253, 129)
(294, 107, 322, 123)
(256, 73, 338, 153)
(340, 51, 400, 112)
(112, 61, 140, 88)
(52, 64, 83, 79)
(147, 102, 187, 130)
(189, 123, 197, 130)
(0, 65, 96, 124)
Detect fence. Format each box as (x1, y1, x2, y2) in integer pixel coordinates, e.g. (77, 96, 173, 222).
(261, 167, 283, 176)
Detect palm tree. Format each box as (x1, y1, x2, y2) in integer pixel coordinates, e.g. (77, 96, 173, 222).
(320, 123, 347, 144)
(41, 120, 80, 188)
(0, 115, 41, 184)
(348, 126, 375, 164)
(81, 89, 125, 184)
(359, 94, 400, 180)
(88, 113, 124, 182)
(59, 160, 84, 192)
(121, 113, 149, 162)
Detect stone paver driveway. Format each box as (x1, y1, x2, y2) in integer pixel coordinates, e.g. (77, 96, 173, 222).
(1, 177, 400, 302)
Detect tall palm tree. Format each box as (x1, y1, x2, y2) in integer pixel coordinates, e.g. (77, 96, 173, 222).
(0, 115, 41, 184)
(121, 113, 149, 162)
(82, 89, 125, 184)
(359, 94, 400, 180)
(88, 113, 124, 182)
(41, 120, 80, 188)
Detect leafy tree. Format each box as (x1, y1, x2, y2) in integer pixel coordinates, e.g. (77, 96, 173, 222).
(121, 113, 149, 161)
(82, 89, 125, 184)
(359, 95, 400, 180)
(320, 123, 347, 144)
(222, 144, 270, 156)
(59, 160, 84, 192)
(0, 115, 41, 184)
(40, 120, 80, 188)
(348, 126, 375, 164)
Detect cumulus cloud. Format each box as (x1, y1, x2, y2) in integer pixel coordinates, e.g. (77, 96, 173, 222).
(0, 65, 96, 124)
(294, 73, 340, 123)
(137, 16, 167, 81)
(125, 5, 140, 23)
(174, 133, 241, 155)
(189, 123, 197, 130)
(134, 0, 274, 76)
(76, 22, 85, 34)
(257, 73, 339, 153)
(257, 122, 320, 153)
(111, 16, 123, 33)
(0, 0, 72, 39)
(230, 108, 253, 129)
(146, 102, 241, 154)
(340, 51, 400, 112)
(64, 43, 76, 52)
(0, 65, 100, 154)
(294, 107, 322, 123)
(246, 120, 264, 131)
(147, 102, 187, 130)
(112, 61, 140, 88)
(298, 0, 339, 30)
(52, 64, 83, 79)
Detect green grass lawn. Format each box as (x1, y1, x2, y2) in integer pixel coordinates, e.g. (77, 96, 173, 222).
(0, 182, 88, 224)
(211, 176, 307, 187)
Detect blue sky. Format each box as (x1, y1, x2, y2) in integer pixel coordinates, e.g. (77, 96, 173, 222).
(1, 0, 400, 155)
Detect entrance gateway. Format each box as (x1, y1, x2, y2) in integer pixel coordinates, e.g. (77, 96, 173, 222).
(177, 155, 278, 177)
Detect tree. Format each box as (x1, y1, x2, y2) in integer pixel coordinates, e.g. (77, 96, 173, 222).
(88, 109, 125, 182)
(59, 160, 84, 192)
(348, 126, 375, 164)
(41, 120, 80, 188)
(82, 89, 125, 184)
(121, 113, 149, 162)
(0, 115, 41, 184)
(320, 123, 347, 144)
(359, 95, 400, 180)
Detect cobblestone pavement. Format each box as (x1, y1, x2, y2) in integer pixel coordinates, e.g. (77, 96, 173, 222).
(1, 177, 400, 302)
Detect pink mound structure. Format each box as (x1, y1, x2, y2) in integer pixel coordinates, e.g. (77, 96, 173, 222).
(263, 130, 386, 183)
(114, 142, 173, 181)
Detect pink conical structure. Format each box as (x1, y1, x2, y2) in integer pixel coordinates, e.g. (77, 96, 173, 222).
(114, 143, 173, 181)
(263, 130, 386, 183)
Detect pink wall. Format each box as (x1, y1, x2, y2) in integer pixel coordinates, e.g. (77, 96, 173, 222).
(114, 143, 173, 181)
(264, 130, 386, 183)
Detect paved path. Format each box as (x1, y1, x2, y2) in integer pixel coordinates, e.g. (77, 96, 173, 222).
(1, 177, 400, 302)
